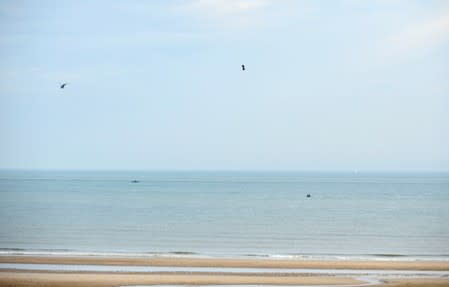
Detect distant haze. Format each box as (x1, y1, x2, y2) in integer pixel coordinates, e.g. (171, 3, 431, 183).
(1, 0, 448, 171)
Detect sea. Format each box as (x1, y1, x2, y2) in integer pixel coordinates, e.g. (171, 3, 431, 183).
(0, 170, 448, 261)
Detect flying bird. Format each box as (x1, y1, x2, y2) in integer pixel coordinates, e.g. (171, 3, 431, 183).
(60, 83, 68, 89)
(241, 64, 245, 71)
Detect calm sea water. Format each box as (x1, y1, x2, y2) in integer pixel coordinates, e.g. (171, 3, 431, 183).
(0, 170, 448, 260)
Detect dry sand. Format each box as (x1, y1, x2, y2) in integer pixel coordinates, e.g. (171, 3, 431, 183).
(1, 255, 449, 287)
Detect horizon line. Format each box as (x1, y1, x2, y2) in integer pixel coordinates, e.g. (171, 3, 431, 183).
(1, 168, 448, 174)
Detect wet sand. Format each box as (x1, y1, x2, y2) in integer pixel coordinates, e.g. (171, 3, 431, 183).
(1, 255, 449, 270)
(382, 278, 449, 286)
(1, 270, 449, 287)
(0, 270, 364, 286)
(1, 256, 449, 287)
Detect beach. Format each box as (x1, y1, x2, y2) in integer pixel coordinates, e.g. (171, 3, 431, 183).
(1, 255, 449, 287)
(2, 255, 449, 270)
(1, 271, 449, 287)
(1, 171, 448, 286)
(0, 270, 363, 287)
(2, 0, 449, 284)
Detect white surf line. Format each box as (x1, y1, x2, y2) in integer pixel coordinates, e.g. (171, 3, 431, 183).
(125, 278, 383, 287)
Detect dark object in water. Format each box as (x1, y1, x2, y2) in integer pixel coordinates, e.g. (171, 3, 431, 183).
(131, 180, 139, 183)
(60, 83, 68, 89)
(241, 64, 245, 71)
(306, 194, 311, 198)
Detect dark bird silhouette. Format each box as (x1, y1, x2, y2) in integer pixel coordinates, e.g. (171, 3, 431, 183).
(60, 83, 68, 89)
(241, 64, 245, 71)
(307, 194, 311, 198)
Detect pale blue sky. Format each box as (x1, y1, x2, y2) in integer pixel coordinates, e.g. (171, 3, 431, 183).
(1, 0, 448, 171)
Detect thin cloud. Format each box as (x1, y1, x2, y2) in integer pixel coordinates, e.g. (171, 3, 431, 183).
(381, 10, 449, 60)
(180, 0, 272, 28)
(189, 0, 270, 13)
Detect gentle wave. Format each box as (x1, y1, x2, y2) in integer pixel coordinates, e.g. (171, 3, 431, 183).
(2, 171, 448, 262)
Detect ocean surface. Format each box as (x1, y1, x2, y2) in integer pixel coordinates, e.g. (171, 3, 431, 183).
(0, 170, 448, 261)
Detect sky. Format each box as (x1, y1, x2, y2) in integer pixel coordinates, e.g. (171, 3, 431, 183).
(0, 0, 448, 171)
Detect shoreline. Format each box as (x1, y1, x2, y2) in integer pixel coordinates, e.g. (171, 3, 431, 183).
(2, 250, 447, 262)
(1, 255, 449, 271)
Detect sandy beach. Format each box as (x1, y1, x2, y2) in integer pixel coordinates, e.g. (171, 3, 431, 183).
(1, 255, 449, 270)
(0, 270, 364, 287)
(1, 270, 449, 287)
(1, 256, 449, 287)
